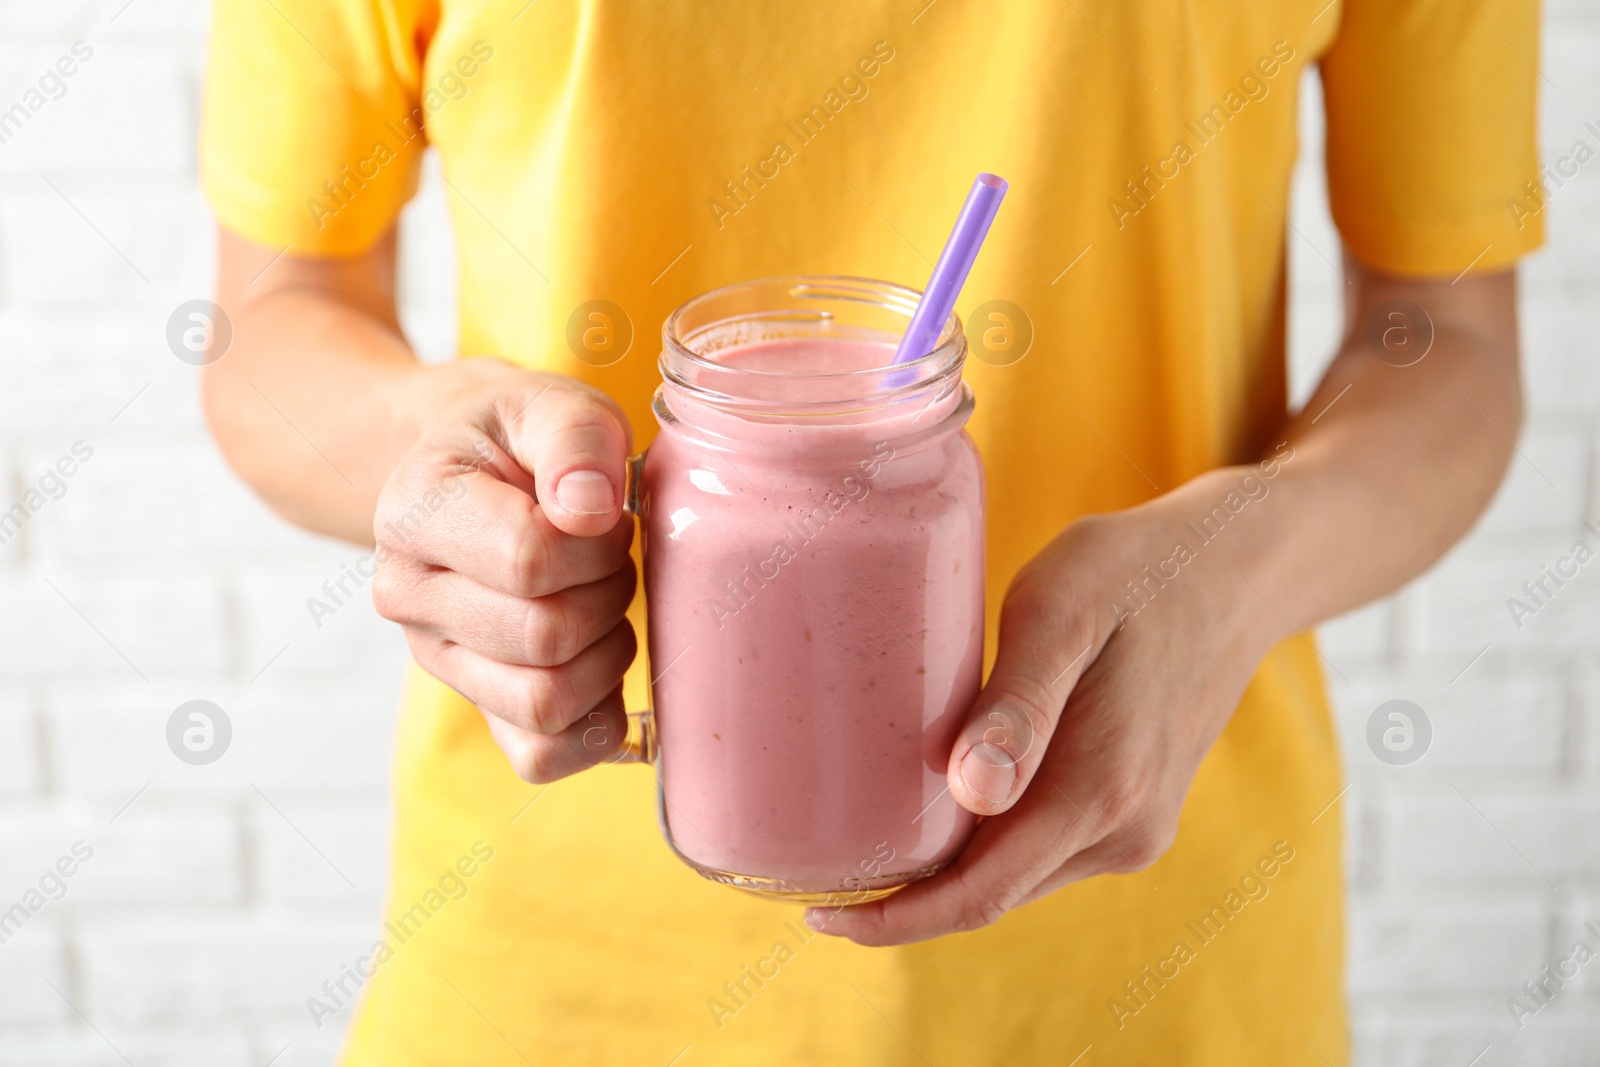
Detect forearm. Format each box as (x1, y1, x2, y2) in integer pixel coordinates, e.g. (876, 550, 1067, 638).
(202, 228, 513, 544)
(1154, 260, 1521, 641)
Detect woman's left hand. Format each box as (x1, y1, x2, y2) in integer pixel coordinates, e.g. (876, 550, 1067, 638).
(810, 462, 1291, 945)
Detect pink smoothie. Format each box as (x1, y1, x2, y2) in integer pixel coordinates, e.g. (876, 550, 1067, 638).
(642, 335, 984, 895)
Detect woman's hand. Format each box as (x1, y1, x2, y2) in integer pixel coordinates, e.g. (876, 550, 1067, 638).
(370, 364, 640, 783)
(811, 461, 1292, 945)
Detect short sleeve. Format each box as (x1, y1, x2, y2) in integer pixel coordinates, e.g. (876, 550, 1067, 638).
(1320, 0, 1544, 277)
(200, 0, 437, 255)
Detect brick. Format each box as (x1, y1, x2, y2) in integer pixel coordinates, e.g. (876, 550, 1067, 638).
(254, 805, 388, 907)
(1418, 535, 1600, 659)
(0, 574, 228, 678)
(1523, 294, 1600, 417)
(44, 688, 181, 799)
(1510, 1018, 1600, 1067)
(0, 186, 211, 307)
(1343, 788, 1380, 890)
(397, 306, 459, 367)
(0, 693, 41, 795)
(1348, 1009, 1386, 1067)
(78, 811, 242, 905)
(29, 440, 341, 566)
(0, 1033, 252, 1067)
(47, 680, 399, 798)
(1386, 791, 1600, 886)
(1329, 671, 1569, 780)
(0, 809, 240, 906)
(0, 315, 202, 435)
(0, 818, 96, 905)
(1382, 1011, 1520, 1067)
(0, 927, 70, 1026)
(238, 687, 399, 794)
(1548, 903, 1600, 1000)
(99, 0, 213, 38)
(0, 55, 192, 175)
(234, 568, 410, 680)
(395, 156, 459, 319)
(80, 919, 374, 1026)
(1391, 1016, 1600, 1067)
(1317, 598, 1393, 666)
(0, 2, 102, 38)
(1471, 423, 1590, 536)
(1578, 668, 1600, 784)
(1524, 191, 1600, 287)
(0, 1040, 123, 1067)
(1348, 893, 1548, 992)
(253, 1029, 348, 1067)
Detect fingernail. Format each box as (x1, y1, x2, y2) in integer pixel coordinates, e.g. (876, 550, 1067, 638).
(803, 908, 831, 932)
(555, 470, 615, 515)
(959, 742, 1018, 807)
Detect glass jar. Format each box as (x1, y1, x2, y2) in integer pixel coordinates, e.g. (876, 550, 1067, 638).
(630, 275, 985, 904)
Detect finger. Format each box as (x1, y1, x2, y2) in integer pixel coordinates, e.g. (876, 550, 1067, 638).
(376, 557, 636, 667)
(407, 619, 637, 734)
(1014, 838, 1143, 907)
(947, 589, 1107, 815)
(484, 687, 631, 784)
(503, 382, 631, 537)
(379, 468, 634, 599)
(810, 783, 1106, 947)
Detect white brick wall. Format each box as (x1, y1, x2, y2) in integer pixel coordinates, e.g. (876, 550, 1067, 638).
(0, 3, 1594, 1065)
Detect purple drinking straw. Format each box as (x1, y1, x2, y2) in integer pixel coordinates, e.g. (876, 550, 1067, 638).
(891, 172, 1009, 369)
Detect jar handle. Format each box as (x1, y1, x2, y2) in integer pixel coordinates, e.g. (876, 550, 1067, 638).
(606, 449, 654, 765)
(623, 448, 647, 518)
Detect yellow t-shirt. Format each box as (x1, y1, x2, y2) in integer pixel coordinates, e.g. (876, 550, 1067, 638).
(201, 2, 1541, 1063)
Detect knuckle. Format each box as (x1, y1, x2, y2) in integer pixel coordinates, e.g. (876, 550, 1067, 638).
(984, 681, 1056, 758)
(1059, 512, 1122, 560)
(369, 565, 414, 622)
(1010, 692, 1055, 751)
(954, 896, 1008, 933)
(577, 708, 622, 765)
(945, 865, 1010, 933)
(373, 469, 437, 546)
(1000, 575, 1099, 656)
(513, 753, 558, 785)
(402, 629, 439, 673)
(612, 617, 639, 663)
(615, 554, 639, 596)
(552, 382, 624, 428)
(522, 599, 576, 666)
(501, 735, 555, 785)
(1098, 783, 1143, 826)
(406, 634, 465, 702)
(1097, 764, 1158, 824)
(503, 513, 549, 597)
(522, 668, 573, 734)
(512, 762, 546, 785)
(1118, 823, 1177, 871)
(371, 488, 409, 546)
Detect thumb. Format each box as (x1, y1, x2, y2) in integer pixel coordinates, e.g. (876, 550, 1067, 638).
(506, 381, 631, 537)
(947, 605, 1103, 816)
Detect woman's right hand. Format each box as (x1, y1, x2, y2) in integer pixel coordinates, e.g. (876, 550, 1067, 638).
(370, 363, 639, 783)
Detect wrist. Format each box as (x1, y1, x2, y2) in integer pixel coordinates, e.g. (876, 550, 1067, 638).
(1138, 447, 1306, 652)
(388, 354, 525, 434)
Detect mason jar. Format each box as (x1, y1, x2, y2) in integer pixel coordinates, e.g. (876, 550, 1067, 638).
(629, 275, 985, 904)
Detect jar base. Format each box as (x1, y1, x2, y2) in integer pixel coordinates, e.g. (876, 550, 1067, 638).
(681, 858, 952, 906)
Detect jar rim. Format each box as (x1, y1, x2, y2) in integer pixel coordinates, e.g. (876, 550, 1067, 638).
(660, 274, 965, 407)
